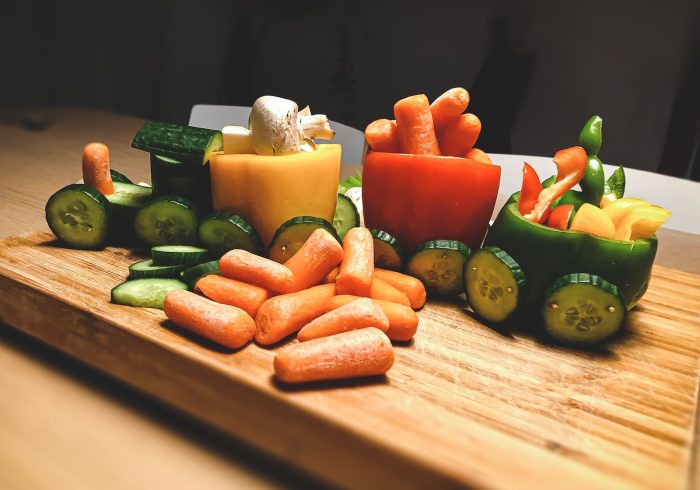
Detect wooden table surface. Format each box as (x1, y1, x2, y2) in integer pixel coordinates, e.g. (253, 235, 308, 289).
(1, 107, 699, 490)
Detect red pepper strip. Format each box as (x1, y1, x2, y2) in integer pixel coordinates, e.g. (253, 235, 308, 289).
(546, 204, 574, 230)
(524, 146, 587, 223)
(518, 162, 543, 217)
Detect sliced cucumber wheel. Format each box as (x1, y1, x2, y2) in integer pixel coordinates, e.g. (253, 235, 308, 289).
(370, 229, 403, 270)
(134, 195, 199, 246)
(464, 246, 526, 323)
(542, 273, 625, 346)
(45, 184, 110, 249)
(76, 169, 133, 184)
(198, 212, 262, 257)
(333, 194, 360, 240)
(406, 240, 470, 296)
(180, 260, 220, 289)
(106, 182, 153, 211)
(128, 259, 187, 279)
(268, 216, 339, 263)
(151, 245, 209, 266)
(111, 278, 187, 309)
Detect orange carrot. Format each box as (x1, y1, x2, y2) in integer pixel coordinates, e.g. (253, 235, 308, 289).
(284, 228, 344, 291)
(394, 94, 441, 155)
(465, 147, 493, 164)
(336, 227, 374, 296)
(82, 142, 114, 195)
(297, 297, 389, 342)
(369, 277, 411, 307)
(437, 113, 481, 157)
(430, 87, 470, 131)
(163, 289, 255, 349)
(372, 268, 426, 309)
(194, 274, 270, 318)
(255, 283, 336, 345)
(327, 295, 419, 342)
(274, 328, 394, 383)
(365, 119, 400, 152)
(219, 249, 294, 294)
(324, 266, 339, 283)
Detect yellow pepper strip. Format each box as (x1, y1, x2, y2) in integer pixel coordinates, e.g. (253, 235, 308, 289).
(601, 197, 649, 225)
(569, 203, 616, 239)
(614, 205, 671, 240)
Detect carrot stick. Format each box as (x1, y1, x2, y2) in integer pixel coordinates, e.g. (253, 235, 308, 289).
(437, 113, 481, 157)
(465, 147, 493, 164)
(369, 277, 411, 307)
(284, 228, 344, 291)
(82, 142, 114, 195)
(336, 227, 374, 296)
(365, 119, 400, 152)
(394, 94, 441, 155)
(274, 328, 394, 383)
(372, 268, 426, 309)
(297, 297, 389, 342)
(430, 87, 470, 131)
(219, 249, 294, 294)
(255, 283, 336, 345)
(327, 295, 419, 341)
(163, 289, 256, 349)
(194, 274, 270, 318)
(324, 266, 339, 283)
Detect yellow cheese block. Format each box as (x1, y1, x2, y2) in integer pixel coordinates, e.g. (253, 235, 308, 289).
(210, 144, 341, 246)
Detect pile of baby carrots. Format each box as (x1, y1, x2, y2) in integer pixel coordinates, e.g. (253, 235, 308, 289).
(163, 227, 426, 384)
(364, 87, 492, 163)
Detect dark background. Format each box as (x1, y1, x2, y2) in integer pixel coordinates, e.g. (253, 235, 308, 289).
(2, 0, 699, 179)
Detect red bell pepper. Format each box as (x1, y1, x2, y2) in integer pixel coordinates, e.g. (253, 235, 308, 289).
(546, 204, 574, 230)
(518, 162, 544, 220)
(362, 152, 501, 251)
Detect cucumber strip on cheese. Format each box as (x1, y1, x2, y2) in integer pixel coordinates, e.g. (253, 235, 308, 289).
(132, 121, 222, 164)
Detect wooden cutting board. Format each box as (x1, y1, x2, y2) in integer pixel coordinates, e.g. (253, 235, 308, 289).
(1, 231, 699, 490)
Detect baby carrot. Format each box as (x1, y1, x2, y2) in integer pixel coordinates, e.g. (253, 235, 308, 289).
(373, 268, 426, 309)
(82, 142, 114, 195)
(430, 87, 470, 131)
(394, 94, 441, 155)
(284, 228, 344, 291)
(219, 249, 294, 294)
(297, 297, 389, 342)
(465, 147, 493, 164)
(327, 295, 419, 342)
(369, 277, 411, 307)
(437, 113, 481, 157)
(336, 227, 374, 296)
(365, 119, 400, 152)
(274, 328, 394, 384)
(324, 266, 339, 283)
(163, 289, 256, 349)
(255, 283, 336, 345)
(194, 274, 270, 318)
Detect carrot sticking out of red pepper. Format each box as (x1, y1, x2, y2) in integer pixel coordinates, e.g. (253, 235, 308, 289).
(430, 87, 470, 131)
(195, 274, 270, 318)
(437, 113, 481, 157)
(365, 119, 400, 152)
(465, 148, 493, 164)
(524, 146, 588, 224)
(274, 328, 394, 384)
(518, 162, 544, 219)
(394, 95, 441, 155)
(82, 142, 114, 195)
(297, 297, 389, 342)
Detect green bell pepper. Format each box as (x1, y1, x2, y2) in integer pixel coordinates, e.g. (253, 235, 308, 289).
(576, 116, 606, 205)
(484, 203, 657, 311)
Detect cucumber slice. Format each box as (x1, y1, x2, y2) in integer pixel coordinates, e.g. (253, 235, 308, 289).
(134, 195, 199, 246)
(198, 212, 262, 257)
(268, 216, 340, 263)
(75, 169, 133, 185)
(333, 194, 360, 240)
(128, 259, 187, 279)
(464, 246, 526, 323)
(132, 121, 223, 164)
(180, 260, 220, 289)
(106, 182, 153, 211)
(45, 184, 110, 249)
(111, 278, 187, 309)
(151, 245, 209, 266)
(406, 239, 470, 296)
(150, 154, 212, 211)
(542, 273, 625, 346)
(370, 229, 403, 270)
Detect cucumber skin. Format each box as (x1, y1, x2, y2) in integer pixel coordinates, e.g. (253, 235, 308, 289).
(45, 184, 110, 250)
(151, 245, 209, 266)
(267, 216, 340, 263)
(198, 212, 263, 257)
(333, 194, 360, 240)
(370, 228, 403, 270)
(132, 121, 222, 164)
(128, 259, 187, 279)
(134, 195, 199, 247)
(180, 260, 221, 290)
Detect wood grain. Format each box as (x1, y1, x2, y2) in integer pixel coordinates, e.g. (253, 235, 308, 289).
(1, 232, 699, 489)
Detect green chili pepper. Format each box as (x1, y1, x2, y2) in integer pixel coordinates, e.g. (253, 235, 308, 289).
(580, 155, 605, 205)
(604, 166, 626, 199)
(578, 115, 603, 156)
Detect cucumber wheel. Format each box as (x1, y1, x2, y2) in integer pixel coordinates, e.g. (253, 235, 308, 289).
(111, 278, 187, 309)
(464, 246, 526, 323)
(180, 260, 221, 289)
(198, 212, 262, 257)
(45, 184, 110, 249)
(370, 229, 403, 270)
(134, 195, 199, 246)
(406, 239, 470, 296)
(268, 216, 339, 263)
(151, 245, 209, 266)
(333, 194, 360, 240)
(542, 273, 625, 346)
(128, 259, 187, 279)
